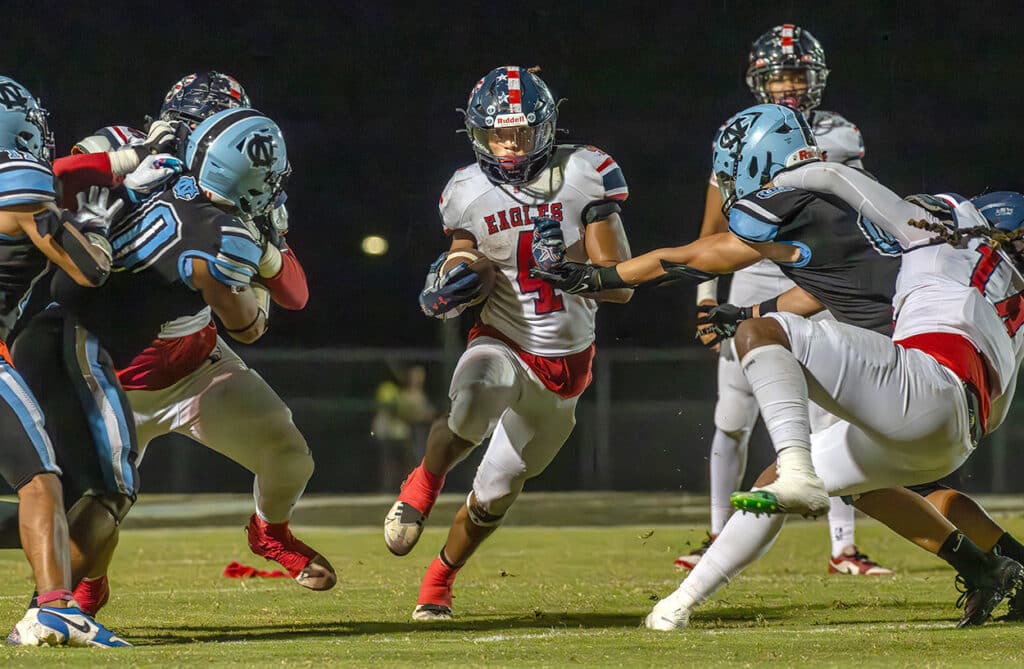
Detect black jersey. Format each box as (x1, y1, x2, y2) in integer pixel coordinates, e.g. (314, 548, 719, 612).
(53, 175, 261, 366)
(728, 185, 901, 334)
(0, 149, 56, 340)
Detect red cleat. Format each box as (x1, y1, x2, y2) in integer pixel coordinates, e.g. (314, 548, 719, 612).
(674, 533, 715, 571)
(246, 514, 336, 591)
(72, 575, 110, 617)
(828, 546, 895, 576)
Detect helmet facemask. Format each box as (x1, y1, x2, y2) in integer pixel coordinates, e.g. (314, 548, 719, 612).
(748, 66, 828, 113)
(467, 118, 556, 185)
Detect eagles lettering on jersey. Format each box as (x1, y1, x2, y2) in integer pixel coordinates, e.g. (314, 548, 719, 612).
(0, 150, 55, 339)
(438, 145, 627, 356)
(729, 187, 900, 334)
(55, 176, 260, 366)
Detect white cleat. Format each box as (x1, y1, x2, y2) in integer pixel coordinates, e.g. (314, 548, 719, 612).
(757, 470, 830, 517)
(384, 500, 427, 556)
(8, 606, 130, 648)
(412, 603, 452, 621)
(644, 596, 691, 631)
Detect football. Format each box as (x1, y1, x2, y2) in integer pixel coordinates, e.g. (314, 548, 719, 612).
(440, 248, 497, 306)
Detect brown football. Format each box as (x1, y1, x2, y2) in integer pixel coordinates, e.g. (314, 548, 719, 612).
(440, 248, 497, 306)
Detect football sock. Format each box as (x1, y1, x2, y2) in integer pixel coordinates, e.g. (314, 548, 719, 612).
(994, 533, 1024, 564)
(938, 530, 998, 587)
(740, 344, 810, 455)
(398, 460, 446, 514)
(709, 428, 749, 535)
(417, 550, 461, 607)
(674, 508, 786, 608)
(828, 497, 856, 557)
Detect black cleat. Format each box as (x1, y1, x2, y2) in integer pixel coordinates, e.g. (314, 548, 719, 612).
(955, 555, 1024, 628)
(999, 588, 1024, 622)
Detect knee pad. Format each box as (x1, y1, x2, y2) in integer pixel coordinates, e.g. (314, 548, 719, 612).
(465, 491, 506, 528)
(448, 382, 508, 444)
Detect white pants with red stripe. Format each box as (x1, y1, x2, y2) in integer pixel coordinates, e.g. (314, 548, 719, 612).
(767, 313, 975, 496)
(127, 337, 313, 523)
(447, 336, 579, 518)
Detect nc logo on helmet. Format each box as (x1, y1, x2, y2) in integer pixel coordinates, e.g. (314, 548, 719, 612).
(718, 112, 761, 151)
(0, 83, 28, 110)
(245, 133, 276, 168)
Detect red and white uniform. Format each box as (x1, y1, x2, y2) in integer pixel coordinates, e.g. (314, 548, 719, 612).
(770, 162, 1024, 495)
(438, 144, 627, 515)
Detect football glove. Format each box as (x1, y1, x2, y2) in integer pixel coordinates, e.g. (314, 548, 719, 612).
(124, 154, 184, 193)
(695, 302, 752, 347)
(529, 261, 603, 294)
(73, 186, 125, 235)
(531, 216, 566, 271)
(419, 252, 485, 318)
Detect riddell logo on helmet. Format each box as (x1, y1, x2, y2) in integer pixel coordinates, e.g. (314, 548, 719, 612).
(494, 113, 528, 128)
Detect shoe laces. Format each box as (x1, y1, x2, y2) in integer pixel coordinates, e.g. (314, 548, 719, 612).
(954, 574, 976, 610)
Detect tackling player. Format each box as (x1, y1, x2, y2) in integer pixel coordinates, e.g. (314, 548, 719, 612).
(10, 108, 293, 626)
(645, 158, 1024, 629)
(383, 66, 632, 620)
(0, 75, 128, 647)
(54, 73, 327, 617)
(678, 24, 889, 576)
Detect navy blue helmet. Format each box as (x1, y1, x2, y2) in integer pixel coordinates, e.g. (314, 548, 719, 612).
(972, 191, 1024, 232)
(463, 66, 558, 185)
(160, 71, 250, 126)
(746, 24, 829, 113)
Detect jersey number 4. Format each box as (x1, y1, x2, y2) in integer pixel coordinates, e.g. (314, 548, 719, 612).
(516, 230, 564, 314)
(971, 245, 1024, 337)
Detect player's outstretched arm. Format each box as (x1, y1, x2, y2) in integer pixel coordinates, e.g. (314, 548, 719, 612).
(614, 232, 763, 286)
(192, 258, 269, 344)
(696, 285, 825, 347)
(583, 213, 633, 303)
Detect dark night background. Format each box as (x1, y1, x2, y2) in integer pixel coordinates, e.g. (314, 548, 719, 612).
(10, 2, 1024, 496)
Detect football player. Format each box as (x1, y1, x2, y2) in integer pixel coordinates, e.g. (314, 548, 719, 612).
(52, 74, 325, 616)
(0, 76, 128, 647)
(383, 66, 633, 620)
(10, 108, 293, 626)
(678, 24, 889, 576)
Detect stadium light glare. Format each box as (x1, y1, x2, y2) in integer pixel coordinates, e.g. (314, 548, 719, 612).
(361, 235, 389, 256)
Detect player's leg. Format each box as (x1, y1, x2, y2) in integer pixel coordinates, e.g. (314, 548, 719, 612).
(385, 338, 520, 556)
(165, 340, 332, 589)
(414, 384, 577, 620)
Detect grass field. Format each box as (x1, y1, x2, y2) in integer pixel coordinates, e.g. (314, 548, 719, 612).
(1, 493, 1024, 667)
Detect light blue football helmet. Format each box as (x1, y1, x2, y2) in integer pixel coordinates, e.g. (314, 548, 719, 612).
(712, 103, 820, 212)
(184, 108, 289, 217)
(0, 76, 54, 162)
(971, 191, 1024, 232)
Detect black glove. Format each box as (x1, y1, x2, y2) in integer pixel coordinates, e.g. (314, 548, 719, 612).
(529, 261, 603, 294)
(695, 303, 752, 347)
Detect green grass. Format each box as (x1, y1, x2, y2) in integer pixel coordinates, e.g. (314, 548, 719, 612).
(1, 494, 1024, 667)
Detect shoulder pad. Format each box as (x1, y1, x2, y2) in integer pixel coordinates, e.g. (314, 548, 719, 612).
(438, 163, 489, 234)
(0, 149, 55, 208)
(567, 145, 628, 203)
(812, 110, 865, 164)
(178, 215, 261, 290)
(729, 188, 814, 243)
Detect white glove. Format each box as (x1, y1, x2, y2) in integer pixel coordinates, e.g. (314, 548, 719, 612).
(269, 201, 289, 235)
(124, 154, 184, 193)
(258, 243, 283, 278)
(74, 186, 124, 234)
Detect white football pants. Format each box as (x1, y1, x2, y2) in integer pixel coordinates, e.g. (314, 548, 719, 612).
(128, 337, 314, 523)
(447, 336, 579, 519)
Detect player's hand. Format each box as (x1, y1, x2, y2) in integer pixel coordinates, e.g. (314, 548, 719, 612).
(696, 302, 753, 348)
(419, 252, 484, 318)
(695, 300, 721, 352)
(269, 193, 289, 235)
(73, 186, 125, 234)
(124, 154, 184, 193)
(529, 261, 600, 294)
(142, 120, 179, 155)
(254, 195, 288, 250)
(531, 216, 565, 271)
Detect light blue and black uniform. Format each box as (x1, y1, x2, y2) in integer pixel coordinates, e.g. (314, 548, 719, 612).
(728, 184, 901, 335)
(12, 174, 262, 501)
(0, 149, 62, 489)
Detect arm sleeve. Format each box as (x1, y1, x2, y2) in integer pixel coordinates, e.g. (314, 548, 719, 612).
(261, 244, 308, 310)
(52, 153, 116, 210)
(772, 162, 941, 249)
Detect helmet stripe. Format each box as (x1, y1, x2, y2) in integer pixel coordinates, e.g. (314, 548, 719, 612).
(188, 108, 265, 172)
(506, 67, 522, 112)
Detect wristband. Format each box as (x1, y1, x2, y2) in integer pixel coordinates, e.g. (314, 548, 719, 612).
(758, 297, 779, 315)
(696, 278, 718, 304)
(596, 265, 628, 289)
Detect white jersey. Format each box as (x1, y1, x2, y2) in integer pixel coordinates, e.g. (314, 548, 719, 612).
(439, 145, 628, 357)
(773, 163, 1024, 410)
(709, 109, 865, 282)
